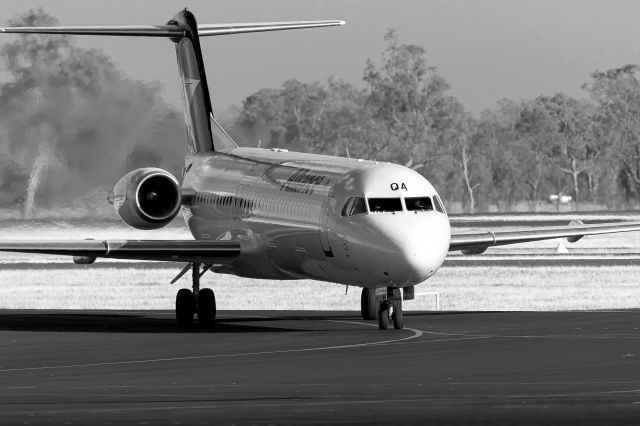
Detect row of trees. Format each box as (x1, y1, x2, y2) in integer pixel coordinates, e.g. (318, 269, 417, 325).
(232, 31, 640, 212)
(2, 9, 640, 213)
(0, 9, 183, 213)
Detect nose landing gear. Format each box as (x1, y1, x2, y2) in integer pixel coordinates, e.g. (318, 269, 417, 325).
(174, 262, 217, 328)
(377, 287, 403, 330)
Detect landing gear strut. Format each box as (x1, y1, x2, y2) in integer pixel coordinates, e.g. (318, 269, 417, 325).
(175, 262, 217, 328)
(378, 287, 403, 330)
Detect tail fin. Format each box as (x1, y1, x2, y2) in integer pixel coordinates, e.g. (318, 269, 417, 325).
(0, 9, 345, 153)
(169, 10, 216, 153)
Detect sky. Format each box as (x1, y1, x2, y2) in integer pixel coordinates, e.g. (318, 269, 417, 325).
(2, 0, 640, 116)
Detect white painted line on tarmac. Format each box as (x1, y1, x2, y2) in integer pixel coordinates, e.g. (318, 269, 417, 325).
(328, 319, 423, 342)
(327, 320, 496, 345)
(108, 311, 267, 319)
(339, 320, 640, 342)
(0, 322, 421, 374)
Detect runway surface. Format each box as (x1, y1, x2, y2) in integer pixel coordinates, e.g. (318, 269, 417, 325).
(0, 310, 638, 425)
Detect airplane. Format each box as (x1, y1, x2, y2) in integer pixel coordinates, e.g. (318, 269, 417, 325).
(1, 8, 639, 330)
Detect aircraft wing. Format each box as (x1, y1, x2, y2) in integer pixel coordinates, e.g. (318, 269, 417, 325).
(449, 221, 640, 253)
(0, 240, 240, 263)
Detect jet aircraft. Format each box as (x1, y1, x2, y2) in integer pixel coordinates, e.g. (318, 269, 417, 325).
(1, 9, 639, 330)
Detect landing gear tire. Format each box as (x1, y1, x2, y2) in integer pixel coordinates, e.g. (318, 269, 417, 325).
(361, 288, 379, 320)
(392, 300, 404, 330)
(378, 288, 403, 330)
(197, 288, 217, 327)
(176, 288, 195, 328)
(378, 302, 389, 330)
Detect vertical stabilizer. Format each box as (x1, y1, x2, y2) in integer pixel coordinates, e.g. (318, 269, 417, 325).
(169, 10, 215, 153)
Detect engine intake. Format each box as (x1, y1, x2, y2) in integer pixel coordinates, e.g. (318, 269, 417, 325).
(110, 167, 181, 230)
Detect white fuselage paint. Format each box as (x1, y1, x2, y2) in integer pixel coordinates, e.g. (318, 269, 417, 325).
(182, 147, 451, 289)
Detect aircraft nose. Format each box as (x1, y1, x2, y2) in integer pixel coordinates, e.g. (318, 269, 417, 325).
(400, 237, 435, 281)
(371, 214, 450, 284)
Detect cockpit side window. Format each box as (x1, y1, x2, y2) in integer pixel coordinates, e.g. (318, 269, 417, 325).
(405, 197, 433, 212)
(341, 197, 367, 216)
(341, 198, 354, 216)
(433, 195, 446, 213)
(351, 197, 367, 215)
(368, 198, 402, 213)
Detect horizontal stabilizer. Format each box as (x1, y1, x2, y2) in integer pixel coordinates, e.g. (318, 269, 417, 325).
(197, 20, 345, 37)
(0, 25, 183, 37)
(0, 20, 345, 37)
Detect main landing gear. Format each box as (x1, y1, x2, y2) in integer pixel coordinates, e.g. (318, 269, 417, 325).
(360, 288, 379, 320)
(175, 262, 217, 328)
(360, 287, 404, 330)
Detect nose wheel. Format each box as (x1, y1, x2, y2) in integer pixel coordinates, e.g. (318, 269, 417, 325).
(175, 262, 217, 328)
(378, 287, 403, 330)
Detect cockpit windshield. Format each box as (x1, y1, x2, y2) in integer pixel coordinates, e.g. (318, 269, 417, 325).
(433, 195, 446, 213)
(368, 198, 403, 213)
(340, 195, 446, 216)
(405, 197, 433, 211)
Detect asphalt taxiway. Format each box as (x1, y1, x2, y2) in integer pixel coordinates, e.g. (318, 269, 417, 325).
(0, 309, 638, 425)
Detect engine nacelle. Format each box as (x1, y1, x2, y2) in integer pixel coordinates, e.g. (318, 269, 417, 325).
(110, 167, 181, 230)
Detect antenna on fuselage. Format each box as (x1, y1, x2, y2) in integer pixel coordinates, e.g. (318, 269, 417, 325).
(345, 146, 351, 159)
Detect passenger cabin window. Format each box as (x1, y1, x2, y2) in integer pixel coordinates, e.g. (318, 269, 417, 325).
(434, 195, 446, 213)
(368, 198, 402, 213)
(341, 197, 367, 216)
(405, 197, 433, 212)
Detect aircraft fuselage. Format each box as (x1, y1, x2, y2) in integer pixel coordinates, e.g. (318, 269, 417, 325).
(183, 147, 451, 288)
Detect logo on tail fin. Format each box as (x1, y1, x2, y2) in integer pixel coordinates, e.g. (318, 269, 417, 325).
(183, 78, 201, 99)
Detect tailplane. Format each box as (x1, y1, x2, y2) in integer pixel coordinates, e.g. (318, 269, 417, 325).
(0, 9, 345, 153)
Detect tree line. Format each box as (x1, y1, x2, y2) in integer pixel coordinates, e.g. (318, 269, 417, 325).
(231, 30, 640, 212)
(2, 9, 640, 214)
(0, 9, 183, 213)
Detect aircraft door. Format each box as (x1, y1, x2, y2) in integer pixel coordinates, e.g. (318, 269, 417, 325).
(319, 195, 335, 257)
